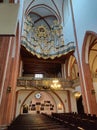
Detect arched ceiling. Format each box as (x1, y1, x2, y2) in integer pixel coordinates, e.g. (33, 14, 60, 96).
(21, 0, 73, 76)
(23, 0, 65, 25)
(83, 32, 97, 74)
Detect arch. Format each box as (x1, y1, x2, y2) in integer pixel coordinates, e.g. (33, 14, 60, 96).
(82, 31, 97, 64)
(81, 31, 97, 115)
(16, 89, 66, 114)
(25, 4, 60, 23)
(66, 54, 78, 80)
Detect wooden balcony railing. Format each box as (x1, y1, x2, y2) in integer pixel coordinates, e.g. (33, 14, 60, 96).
(17, 77, 80, 90)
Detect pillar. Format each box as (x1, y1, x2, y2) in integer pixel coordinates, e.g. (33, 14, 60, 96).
(0, 36, 13, 124)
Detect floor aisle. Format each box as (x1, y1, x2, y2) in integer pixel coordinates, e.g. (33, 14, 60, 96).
(7, 114, 70, 130)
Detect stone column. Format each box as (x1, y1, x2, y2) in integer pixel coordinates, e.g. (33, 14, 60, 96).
(61, 64, 66, 78)
(82, 63, 97, 115)
(67, 90, 72, 112)
(5, 27, 21, 124)
(0, 36, 13, 124)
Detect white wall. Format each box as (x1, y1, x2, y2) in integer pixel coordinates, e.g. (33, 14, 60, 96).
(64, 0, 97, 54)
(72, 0, 97, 51)
(70, 92, 77, 112)
(15, 89, 77, 116)
(16, 90, 31, 117)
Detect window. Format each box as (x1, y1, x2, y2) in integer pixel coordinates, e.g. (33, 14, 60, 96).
(34, 74, 43, 78)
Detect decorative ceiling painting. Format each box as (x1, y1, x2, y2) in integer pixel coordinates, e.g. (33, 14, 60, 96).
(21, 0, 75, 59)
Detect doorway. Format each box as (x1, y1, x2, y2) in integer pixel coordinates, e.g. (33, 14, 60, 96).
(76, 95, 84, 114)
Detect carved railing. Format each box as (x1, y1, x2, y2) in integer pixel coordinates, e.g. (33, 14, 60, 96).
(92, 73, 97, 78)
(17, 77, 80, 90)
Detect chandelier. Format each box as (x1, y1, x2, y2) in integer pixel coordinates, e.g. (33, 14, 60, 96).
(17, 77, 74, 90)
(21, 15, 75, 59)
(51, 79, 61, 89)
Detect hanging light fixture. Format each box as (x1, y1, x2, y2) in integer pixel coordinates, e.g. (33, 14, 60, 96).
(51, 79, 61, 89)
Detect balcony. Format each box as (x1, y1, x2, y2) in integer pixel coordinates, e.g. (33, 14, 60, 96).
(17, 77, 80, 90)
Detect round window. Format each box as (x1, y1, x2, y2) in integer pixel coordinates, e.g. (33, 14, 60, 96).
(35, 93, 41, 99)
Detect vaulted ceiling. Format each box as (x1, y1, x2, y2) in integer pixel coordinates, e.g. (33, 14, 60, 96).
(21, 0, 73, 76)
(23, 0, 66, 24)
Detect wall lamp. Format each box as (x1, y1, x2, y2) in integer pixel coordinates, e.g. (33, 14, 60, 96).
(7, 86, 11, 93)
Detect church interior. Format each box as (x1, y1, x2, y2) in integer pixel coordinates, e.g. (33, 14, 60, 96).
(0, 0, 97, 130)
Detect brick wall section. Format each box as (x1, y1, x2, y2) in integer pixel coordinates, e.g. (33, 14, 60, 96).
(0, 37, 13, 124)
(82, 31, 97, 115)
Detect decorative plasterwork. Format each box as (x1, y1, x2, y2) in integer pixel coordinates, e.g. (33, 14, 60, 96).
(21, 15, 75, 59)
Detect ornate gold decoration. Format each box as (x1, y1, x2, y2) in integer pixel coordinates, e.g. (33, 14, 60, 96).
(36, 25, 48, 38)
(21, 15, 75, 59)
(17, 77, 74, 90)
(51, 79, 61, 89)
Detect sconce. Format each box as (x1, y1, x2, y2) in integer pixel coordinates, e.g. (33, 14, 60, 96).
(58, 103, 62, 110)
(7, 86, 11, 93)
(74, 91, 81, 99)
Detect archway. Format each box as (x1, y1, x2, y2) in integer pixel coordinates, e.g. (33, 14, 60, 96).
(82, 31, 97, 115)
(15, 89, 66, 116)
(65, 55, 82, 113)
(76, 95, 84, 114)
